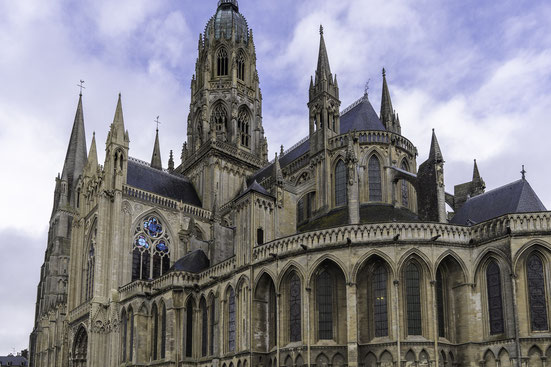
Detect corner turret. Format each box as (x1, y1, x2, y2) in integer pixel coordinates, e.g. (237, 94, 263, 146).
(417, 129, 446, 222)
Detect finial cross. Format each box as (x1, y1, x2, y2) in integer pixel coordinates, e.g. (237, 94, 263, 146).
(77, 80, 85, 95)
(521, 165, 526, 180)
(154, 116, 161, 131)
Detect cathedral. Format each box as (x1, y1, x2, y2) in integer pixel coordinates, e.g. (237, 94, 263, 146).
(30, 1, 551, 366)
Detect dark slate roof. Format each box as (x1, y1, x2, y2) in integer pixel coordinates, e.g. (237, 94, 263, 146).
(0, 355, 28, 366)
(127, 159, 202, 207)
(340, 96, 386, 134)
(451, 179, 547, 225)
(238, 180, 273, 201)
(171, 249, 210, 273)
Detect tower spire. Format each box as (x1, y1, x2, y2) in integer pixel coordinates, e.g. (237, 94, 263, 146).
(85, 132, 98, 173)
(380, 68, 401, 134)
(151, 127, 163, 170)
(316, 24, 332, 83)
(61, 92, 88, 205)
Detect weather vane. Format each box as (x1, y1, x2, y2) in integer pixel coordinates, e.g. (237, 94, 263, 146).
(77, 80, 85, 95)
(364, 79, 371, 96)
(154, 116, 161, 131)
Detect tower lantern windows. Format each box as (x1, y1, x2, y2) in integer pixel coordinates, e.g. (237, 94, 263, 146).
(217, 48, 229, 76)
(237, 52, 245, 81)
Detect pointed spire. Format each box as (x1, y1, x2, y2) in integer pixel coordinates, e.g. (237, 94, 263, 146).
(150, 128, 163, 170)
(168, 150, 174, 173)
(429, 129, 444, 162)
(109, 93, 127, 142)
(473, 159, 481, 181)
(316, 24, 332, 83)
(380, 68, 395, 130)
(61, 93, 88, 194)
(86, 132, 98, 172)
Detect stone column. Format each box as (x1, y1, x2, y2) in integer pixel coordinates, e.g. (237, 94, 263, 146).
(306, 287, 312, 367)
(346, 283, 359, 366)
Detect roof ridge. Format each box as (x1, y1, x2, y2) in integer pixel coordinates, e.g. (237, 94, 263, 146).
(466, 179, 523, 201)
(128, 156, 191, 182)
(340, 94, 368, 117)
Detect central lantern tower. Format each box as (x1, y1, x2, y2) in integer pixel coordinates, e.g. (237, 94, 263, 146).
(177, 0, 268, 210)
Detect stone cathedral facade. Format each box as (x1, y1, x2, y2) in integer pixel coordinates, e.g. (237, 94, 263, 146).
(30, 1, 551, 367)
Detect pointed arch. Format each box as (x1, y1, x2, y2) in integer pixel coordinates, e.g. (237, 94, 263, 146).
(237, 50, 246, 81)
(352, 250, 397, 283)
(364, 352, 377, 367)
(185, 296, 194, 357)
(72, 326, 88, 366)
(434, 251, 469, 282)
(332, 353, 345, 366)
(512, 239, 551, 272)
(472, 248, 510, 284)
(397, 249, 434, 280)
(211, 102, 229, 139)
(368, 154, 383, 202)
(217, 47, 229, 76)
(253, 272, 277, 351)
(238, 105, 251, 148)
(526, 251, 549, 331)
(307, 255, 350, 285)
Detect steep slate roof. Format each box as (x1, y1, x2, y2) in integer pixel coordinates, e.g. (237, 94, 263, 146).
(451, 179, 547, 225)
(171, 249, 210, 273)
(340, 96, 386, 133)
(0, 355, 28, 366)
(127, 159, 202, 206)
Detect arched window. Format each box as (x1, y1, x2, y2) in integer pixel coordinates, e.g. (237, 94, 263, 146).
(317, 270, 333, 340)
(132, 215, 171, 281)
(209, 297, 215, 356)
(237, 52, 245, 81)
(201, 298, 208, 357)
(238, 108, 250, 148)
(228, 287, 236, 351)
(217, 48, 228, 76)
(486, 260, 504, 335)
(335, 160, 347, 207)
(186, 298, 193, 357)
(527, 253, 548, 331)
(405, 262, 422, 335)
(161, 303, 167, 359)
(289, 273, 302, 342)
(436, 268, 446, 338)
(152, 304, 159, 360)
(401, 160, 409, 207)
(211, 104, 228, 134)
(368, 155, 382, 201)
(372, 264, 388, 337)
(84, 223, 97, 302)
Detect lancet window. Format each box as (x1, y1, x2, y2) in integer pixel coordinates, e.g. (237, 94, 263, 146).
(237, 108, 250, 147)
(132, 215, 171, 281)
(186, 298, 193, 357)
(209, 297, 215, 356)
(228, 287, 236, 351)
(84, 222, 97, 301)
(237, 52, 245, 80)
(405, 262, 422, 335)
(317, 269, 333, 340)
(201, 298, 208, 357)
(368, 155, 382, 201)
(217, 48, 228, 76)
(436, 268, 446, 338)
(211, 105, 228, 134)
(335, 160, 347, 207)
(527, 253, 548, 331)
(289, 273, 302, 342)
(401, 160, 409, 207)
(372, 264, 388, 337)
(486, 260, 504, 335)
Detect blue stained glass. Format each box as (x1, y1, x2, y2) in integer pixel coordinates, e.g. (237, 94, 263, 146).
(136, 236, 149, 249)
(144, 217, 162, 237)
(156, 242, 168, 252)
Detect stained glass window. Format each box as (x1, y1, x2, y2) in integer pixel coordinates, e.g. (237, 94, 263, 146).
(527, 254, 548, 331)
(228, 287, 236, 351)
(486, 261, 504, 335)
(405, 263, 422, 335)
(436, 268, 446, 338)
(368, 156, 382, 201)
(289, 273, 302, 342)
(237, 52, 245, 80)
(401, 161, 409, 207)
(186, 299, 193, 357)
(161, 304, 167, 359)
(132, 215, 171, 281)
(238, 108, 250, 147)
(152, 304, 158, 360)
(317, 270, 333, 340)
(335, 160, 347, 207)
(201, 298, 208, 357)
(373, 264, 388, 337)
(217, 48, 228, 76)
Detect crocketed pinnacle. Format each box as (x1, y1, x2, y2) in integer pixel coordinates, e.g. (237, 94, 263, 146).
(429, 129, 444, 162)
(150, 128, 163, 170)
(86, 132, 98, 172)
(315, 25, 332, 82)
(380, 68, 394, 129)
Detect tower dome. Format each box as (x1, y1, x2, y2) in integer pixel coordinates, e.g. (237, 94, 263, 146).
(206, 0, 249, 43)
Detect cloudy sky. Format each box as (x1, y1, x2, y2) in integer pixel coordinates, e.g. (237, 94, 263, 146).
(1, 0, 550, 355)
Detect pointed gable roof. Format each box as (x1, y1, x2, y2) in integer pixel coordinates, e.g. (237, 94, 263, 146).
(450, 179, 547, 225)
(340, 95, 386, 133)
(61, 93, 88, 189)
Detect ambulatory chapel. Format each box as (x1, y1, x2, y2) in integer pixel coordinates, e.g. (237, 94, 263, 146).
(30, 1, 551, 366)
